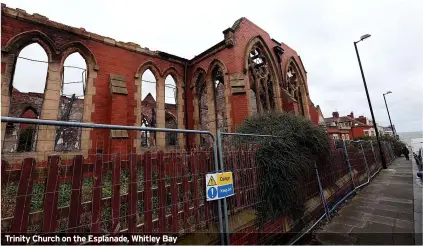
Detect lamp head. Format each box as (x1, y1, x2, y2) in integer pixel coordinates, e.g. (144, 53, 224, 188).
(360, 34, 371, 41)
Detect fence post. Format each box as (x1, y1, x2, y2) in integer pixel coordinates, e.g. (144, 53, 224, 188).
(392, 144, 395, 160)
(342, 140, 355, 189)
(217, 130, 230, 245)
(359, 142, 370, 182)
(213, 135, 226, 246)
(370, 140, 377, 167)
(314, 161, 330, 221)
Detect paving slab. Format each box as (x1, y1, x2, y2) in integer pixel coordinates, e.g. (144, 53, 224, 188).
(314, 157, 418, 245)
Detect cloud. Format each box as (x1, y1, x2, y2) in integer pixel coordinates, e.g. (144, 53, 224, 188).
(3, 0, 423, 132)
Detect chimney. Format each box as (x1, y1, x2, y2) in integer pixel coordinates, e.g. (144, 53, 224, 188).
(356, 116, 366, 124)
(332, 111, 339, 118)
(348, 111, 354, 118)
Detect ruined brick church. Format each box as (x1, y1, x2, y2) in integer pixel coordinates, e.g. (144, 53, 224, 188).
(1, 4, 321, 158)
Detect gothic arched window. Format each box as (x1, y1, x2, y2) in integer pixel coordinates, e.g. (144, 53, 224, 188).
(248, 43, 276, 113)
(196, 72, 210, 146)
(212, 66, 228, 133)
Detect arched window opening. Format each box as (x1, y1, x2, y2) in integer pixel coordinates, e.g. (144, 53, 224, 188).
(16, 108, 39, 152)
(196, 72, 210, 147)
(141, 69, 157, 147)
(212, 66, 228, 133)
(165, 75, 178, 146)
(55, 52, 87, 152)
(3, 43, 47, 153)
(165, 113, 178, 146)
(141, 116, 152, 147)
(247, 43, 276, 113)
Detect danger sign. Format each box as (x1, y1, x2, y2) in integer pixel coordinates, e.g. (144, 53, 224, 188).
(205, 172, 234, 201)
(207, 176, 217, 186)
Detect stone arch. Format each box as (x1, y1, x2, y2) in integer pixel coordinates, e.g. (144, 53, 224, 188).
(59, 41, 98, 69)
(244, 36, 282, 114)
(1, 31, 54, 109)
(206, 59, 230, 133)
(19, 106, 39, 118)
(162, 66, 182, 80)
(284, 57, 310, 118)
(137, 61, 162, 81)
(191, 67, 207, 90)
(2, 30, 57, 61)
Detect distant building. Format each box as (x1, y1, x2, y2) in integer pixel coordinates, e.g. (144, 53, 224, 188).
(380, 125, 395, 137)
(323, 111, 379, 140)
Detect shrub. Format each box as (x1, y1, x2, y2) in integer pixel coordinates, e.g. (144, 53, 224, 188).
(235, 111, 331, 226)
(355, 135, 406, 157)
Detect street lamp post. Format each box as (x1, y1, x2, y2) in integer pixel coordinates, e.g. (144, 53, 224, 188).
(383, 91, 396, 138)
(354, 34, 387, 169)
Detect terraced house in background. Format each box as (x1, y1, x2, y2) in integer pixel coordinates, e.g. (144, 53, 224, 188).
(1, 4, 321, 159)
(324, 111, 397, 140)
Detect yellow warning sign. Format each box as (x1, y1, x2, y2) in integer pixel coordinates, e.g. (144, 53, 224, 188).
(207, 176, 217, 186)
(217, 172, 233, 185)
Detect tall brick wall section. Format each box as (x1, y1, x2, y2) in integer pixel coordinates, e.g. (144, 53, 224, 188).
(309, 104, 319, 125)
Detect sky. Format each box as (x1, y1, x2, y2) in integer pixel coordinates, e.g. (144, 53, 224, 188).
(3, 0, 423, 132)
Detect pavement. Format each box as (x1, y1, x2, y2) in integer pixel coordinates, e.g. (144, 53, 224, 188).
(314, 157, 422, 245)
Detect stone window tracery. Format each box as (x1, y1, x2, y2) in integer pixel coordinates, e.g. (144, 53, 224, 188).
(285, 62, 305, 116)
(248, 43, 276, 113)
(285, 64, 299, 96)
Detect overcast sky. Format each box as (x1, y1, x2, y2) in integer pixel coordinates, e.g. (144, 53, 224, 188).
(3, 0, 423, 133)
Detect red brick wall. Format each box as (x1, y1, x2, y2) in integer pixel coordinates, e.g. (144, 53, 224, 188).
(309, 104, 318, 125)
(350, 126, 371, 139)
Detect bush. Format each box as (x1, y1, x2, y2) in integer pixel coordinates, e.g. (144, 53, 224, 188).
(355, 135, 406, 157)
(235, 111, 331, 226)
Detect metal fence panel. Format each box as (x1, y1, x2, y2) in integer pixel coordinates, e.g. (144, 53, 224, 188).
(1, 117, 225, 244)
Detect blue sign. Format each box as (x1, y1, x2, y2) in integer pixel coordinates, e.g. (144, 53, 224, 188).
(207, 187, 218, 199)
(217, 184, 234, 198)
(206, 172, 234, 201)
